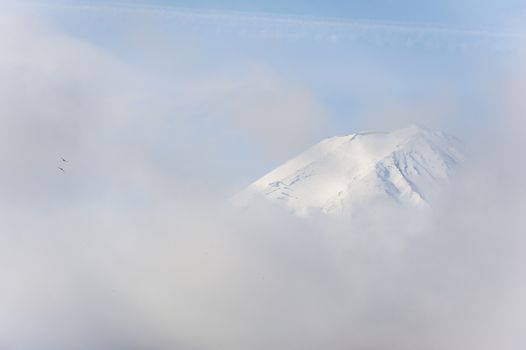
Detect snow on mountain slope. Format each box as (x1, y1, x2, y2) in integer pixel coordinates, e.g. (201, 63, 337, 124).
(234, 125, 465, 217)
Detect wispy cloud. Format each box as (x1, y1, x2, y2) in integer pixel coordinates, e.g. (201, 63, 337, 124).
(1, 3, 526, 350)
(21, 1, 524, 50)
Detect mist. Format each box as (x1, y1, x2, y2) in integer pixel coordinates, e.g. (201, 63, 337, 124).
(1, 3, 525, 350)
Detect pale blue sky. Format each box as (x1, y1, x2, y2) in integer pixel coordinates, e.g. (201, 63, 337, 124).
(48, 0, 526, 26)
(16, 0, 526, 184)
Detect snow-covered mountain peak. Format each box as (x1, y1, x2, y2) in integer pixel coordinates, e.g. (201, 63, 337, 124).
(234, 125, 465, 217)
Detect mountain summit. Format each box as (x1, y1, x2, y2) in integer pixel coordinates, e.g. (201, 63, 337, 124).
(234, 125, 465, 217)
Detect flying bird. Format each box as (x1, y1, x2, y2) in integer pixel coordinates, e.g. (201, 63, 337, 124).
(58, 167, 65, 172)
(61, 157, 68, 163)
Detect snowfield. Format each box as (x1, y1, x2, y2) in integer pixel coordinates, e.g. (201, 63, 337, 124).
(234, 125, 465, 217)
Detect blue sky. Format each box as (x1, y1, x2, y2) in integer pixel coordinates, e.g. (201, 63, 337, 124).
(48, 0, 526, 26)
(12, 0, 526, 183)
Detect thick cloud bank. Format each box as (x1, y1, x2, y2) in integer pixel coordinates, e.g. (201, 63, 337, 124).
(1, 5, 525, 350)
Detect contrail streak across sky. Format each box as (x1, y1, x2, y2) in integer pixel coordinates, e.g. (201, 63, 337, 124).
(20, 1, 524, 51)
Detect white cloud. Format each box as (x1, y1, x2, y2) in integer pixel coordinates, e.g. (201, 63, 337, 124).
(0, 5, 329, 208)
(0, 3, 526, 350)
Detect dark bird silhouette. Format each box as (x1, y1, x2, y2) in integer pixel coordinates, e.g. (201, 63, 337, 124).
(58, 167, 65, 172)
(61, 157, 68, 163)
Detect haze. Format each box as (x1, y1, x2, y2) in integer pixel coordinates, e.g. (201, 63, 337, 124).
(1, 1, 525, 349)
